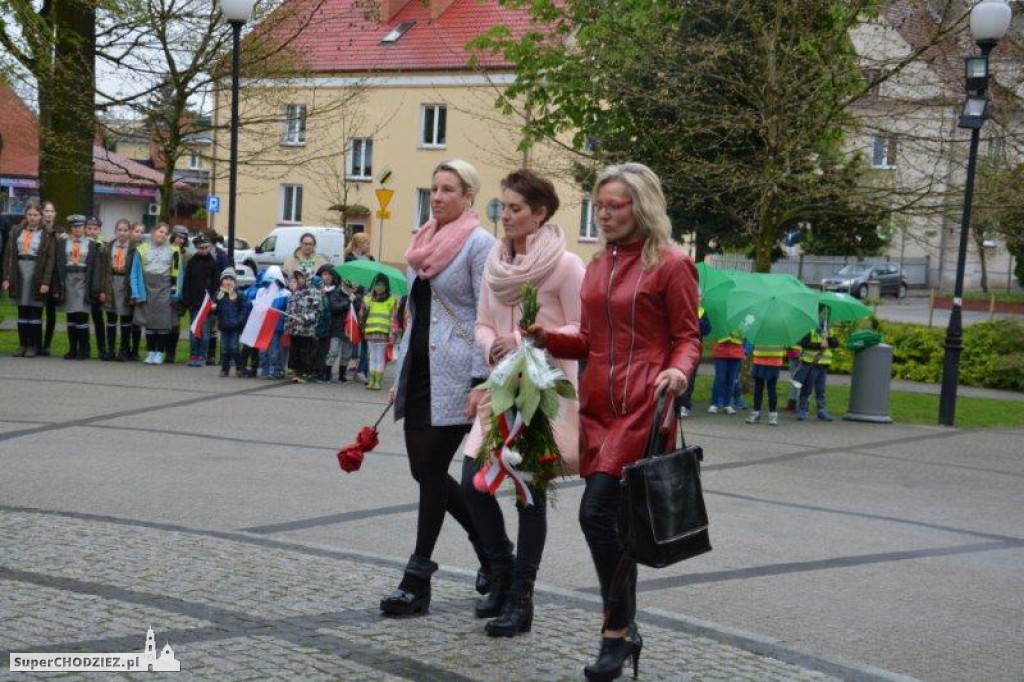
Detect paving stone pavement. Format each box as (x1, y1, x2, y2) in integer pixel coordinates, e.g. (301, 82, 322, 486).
(2, 509, 897, 681)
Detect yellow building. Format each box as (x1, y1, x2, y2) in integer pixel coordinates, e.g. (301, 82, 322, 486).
(213, 0, 602, 266)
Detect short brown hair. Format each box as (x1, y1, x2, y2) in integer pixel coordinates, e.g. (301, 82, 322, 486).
(500, 169, 559, 224)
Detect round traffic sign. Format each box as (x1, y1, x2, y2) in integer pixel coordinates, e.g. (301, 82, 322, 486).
(486, 197, 502, 223)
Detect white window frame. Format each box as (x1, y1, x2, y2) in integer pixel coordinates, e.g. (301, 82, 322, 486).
(346, 138, 373, 180)
(282, 104, 307, 146)
(280, 184, 303, 223)
(579, 197, 598, 242)
(414, 188, 431, 230)
(420, 104, 447, 148)
(871, 135, 897, 169)
(187, 152, 201, 170)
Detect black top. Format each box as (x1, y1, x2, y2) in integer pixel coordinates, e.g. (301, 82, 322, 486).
(403, 276, 433, 428)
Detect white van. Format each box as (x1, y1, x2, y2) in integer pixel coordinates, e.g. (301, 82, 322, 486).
(241, 226, 346, 273)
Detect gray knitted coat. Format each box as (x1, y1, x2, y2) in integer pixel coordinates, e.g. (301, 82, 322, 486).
(394, 227, 494, 427)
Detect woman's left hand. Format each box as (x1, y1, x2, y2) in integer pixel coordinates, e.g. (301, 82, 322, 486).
(654, 368, 687, 397)
(466, 387, 486, 420)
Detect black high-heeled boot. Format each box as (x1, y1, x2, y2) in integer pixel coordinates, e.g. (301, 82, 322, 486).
(584, 631, 643, 681)
(380, 555, 437, 617)
(484, 582, 533, 637)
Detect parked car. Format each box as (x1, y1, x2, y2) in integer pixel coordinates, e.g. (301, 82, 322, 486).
(821, 262, 908, 299)
(241, 226, 345, 274)
(232, 262, 257, 290)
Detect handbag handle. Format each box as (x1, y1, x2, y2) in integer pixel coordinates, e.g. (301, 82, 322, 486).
(642, 387, 688, 460)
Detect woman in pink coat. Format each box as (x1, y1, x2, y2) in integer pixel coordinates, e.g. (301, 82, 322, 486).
(461, 169, 585, 637)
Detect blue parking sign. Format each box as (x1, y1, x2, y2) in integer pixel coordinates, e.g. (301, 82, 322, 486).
(206, 195, 221, 213)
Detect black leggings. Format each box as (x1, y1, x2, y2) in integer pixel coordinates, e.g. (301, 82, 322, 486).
(43, 298, 56, 348)
(90, 303, 106, 351)
(404, 425, 479, 560)
(579, 473, 636, 632)
(106, 312, 132, 353)
(753, 376, 779, 412)
(16, 306, 43, 348)
(460, 457, 546, 585)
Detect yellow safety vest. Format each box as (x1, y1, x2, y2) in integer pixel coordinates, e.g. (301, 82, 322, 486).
(753, 346, 785, 366)
(363, 295, 397, 336)
(800, 330, 833, 366)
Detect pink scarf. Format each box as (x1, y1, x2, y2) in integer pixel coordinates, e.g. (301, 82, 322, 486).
(485, 223, 566, 305)
(404, 210, 481, 279)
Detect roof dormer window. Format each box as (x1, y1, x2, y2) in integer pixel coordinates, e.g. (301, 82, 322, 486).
(381, 21, 416, 44)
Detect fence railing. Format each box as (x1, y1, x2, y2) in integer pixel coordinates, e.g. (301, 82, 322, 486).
(704, 254, 931, 288)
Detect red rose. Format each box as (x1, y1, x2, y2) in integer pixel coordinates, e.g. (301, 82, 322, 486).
(337, 445, 364, 473)
(356, 427, 379, 452)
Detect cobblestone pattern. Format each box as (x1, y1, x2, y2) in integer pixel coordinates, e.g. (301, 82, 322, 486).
(2, 511, 842, 681)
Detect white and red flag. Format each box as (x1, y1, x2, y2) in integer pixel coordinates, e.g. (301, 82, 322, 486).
(189, 292, 214, 339)
(241, 306, 282, 350)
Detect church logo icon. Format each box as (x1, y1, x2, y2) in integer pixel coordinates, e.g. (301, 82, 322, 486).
(140, 627, 180, 672)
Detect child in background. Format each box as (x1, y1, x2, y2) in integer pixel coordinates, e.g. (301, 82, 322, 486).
(284, 269, 322, 383)
(359, 273, 397, 390)
(746, 344, 785, 425)
(318, 265, 352, 383)
(213, 268, 251, 377)
(796, 304, 838, 422)
(709, 329, 744, 414)
(310, 274, 332, 382)
(256, 265, 290, 380)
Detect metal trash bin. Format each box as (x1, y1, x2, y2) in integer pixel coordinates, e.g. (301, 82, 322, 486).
(867, 279, 881, 299)
(844, 343, 893, 423)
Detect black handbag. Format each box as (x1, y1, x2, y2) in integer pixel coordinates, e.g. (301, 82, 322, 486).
(618, 389, 711, 568)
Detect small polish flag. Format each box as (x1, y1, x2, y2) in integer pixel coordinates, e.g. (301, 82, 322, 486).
(345, 307, 362, 345)
(190, 292, 214, 339)
(241, 306, 282, 350)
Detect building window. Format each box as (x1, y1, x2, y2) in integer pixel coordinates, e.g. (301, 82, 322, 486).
(420, 104, 447, 147)
(346, 138, 373, 180)
(861, 68, 881, 98)
(188, 152, 201, 170)
(281, 184, 303, 222)
(283, 104, 307, 145)
(579, 197, 598, 241)
(871, 135, 897, 169)
(414, 188, 431, 230)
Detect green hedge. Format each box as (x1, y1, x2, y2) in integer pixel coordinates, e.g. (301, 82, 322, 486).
(829, 319, 1024, 392)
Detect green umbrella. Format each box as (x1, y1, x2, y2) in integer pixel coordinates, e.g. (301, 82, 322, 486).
(700, 270, 754, 341)
(724, 273, 819, 347)
(695, 262, 742, 295)
(819, 291, 871, 322)
(334, 260, 409, 296)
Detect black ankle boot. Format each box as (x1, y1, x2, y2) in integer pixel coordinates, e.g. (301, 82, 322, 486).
(484, 582, 533, 637)
(584, 631, 643, 681)
(475, 567, 513, 618)
(380, 555, 437, 617)
(77, 331, 90, 359)
(64, 328, 78, 359)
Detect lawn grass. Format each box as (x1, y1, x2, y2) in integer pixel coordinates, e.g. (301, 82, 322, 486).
(2, 298, 1021, 429)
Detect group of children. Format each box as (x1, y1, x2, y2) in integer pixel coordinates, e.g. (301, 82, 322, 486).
(2, 206, 402, 387)
(687, 303, 840, 424)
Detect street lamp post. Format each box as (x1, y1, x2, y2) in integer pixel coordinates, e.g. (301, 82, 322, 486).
(218, 0, 256, 265)
(938, 0, 1012, 426)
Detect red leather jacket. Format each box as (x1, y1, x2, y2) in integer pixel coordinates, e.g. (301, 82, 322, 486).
(546, 239, 701, 478)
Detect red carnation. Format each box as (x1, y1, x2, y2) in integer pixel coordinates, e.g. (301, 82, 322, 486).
(337, 445, 364, 473)
(335, 404, 393, 475)
(356, 426, 379, 451)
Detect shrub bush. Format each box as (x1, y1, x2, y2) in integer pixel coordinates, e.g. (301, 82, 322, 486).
(828, 319, 1023, 391)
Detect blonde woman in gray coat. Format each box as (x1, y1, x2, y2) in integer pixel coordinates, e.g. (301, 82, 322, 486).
(380, 160, 496, 617)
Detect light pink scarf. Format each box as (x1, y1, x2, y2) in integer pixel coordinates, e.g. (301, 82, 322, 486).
(485, 223, 566, 305)
(404, 210, 481, 279)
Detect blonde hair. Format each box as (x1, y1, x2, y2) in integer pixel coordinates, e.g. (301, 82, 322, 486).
(592, 162, 676, 270)
(434, 159, 480, 206)
(345, 232, 371, 257)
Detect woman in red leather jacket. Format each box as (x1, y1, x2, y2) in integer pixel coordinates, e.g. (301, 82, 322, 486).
(529, 163, 701, 681)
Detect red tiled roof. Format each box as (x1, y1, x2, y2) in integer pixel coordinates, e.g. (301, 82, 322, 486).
(94, 146, 176, 188)
(0, 82, 41, 177)
(259, 0, 534, 73)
